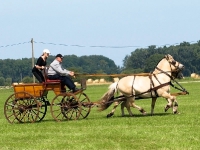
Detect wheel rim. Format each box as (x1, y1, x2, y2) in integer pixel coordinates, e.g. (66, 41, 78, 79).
(77, 92, 91, 119)
(50, 93, 82, 122)
(36, 97, 48, 122)
(4, 92, 40, 124)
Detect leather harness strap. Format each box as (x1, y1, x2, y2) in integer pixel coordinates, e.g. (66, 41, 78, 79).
(155, 66, 174, 80)
(132, 76, 135, 96)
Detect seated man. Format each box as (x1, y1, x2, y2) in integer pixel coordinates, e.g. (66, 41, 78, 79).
(47, 54, 79, 93)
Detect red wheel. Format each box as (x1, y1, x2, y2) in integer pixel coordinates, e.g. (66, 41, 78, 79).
(4, 92, 40, 124)
(50, 93, 82, 122)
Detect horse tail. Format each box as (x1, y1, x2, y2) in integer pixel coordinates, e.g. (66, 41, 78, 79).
(98, 82, 118, 111)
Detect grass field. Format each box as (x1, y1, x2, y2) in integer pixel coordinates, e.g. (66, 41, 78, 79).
(0, 79, 200, 150)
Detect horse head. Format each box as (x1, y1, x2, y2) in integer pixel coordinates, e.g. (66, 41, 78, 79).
(172, 71, 184, 79)
(164, 54, 184, 79)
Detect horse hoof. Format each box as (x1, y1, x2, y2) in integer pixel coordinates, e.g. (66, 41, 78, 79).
(164, 105, 170, 112)
(173, 111, 180, 114)
(143, 112, 147, 115)
(107, 113, 114, 118)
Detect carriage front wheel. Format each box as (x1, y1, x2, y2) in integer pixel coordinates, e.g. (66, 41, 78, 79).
(50, 93, 82, 122)
(4, 92, 40, 124)
(76, 92, 91, 119)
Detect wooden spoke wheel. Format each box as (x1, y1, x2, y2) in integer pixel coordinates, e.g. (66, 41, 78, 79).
(76, 92, 91, 119)
(4, 92, 40, 124)
(50, 93, 82, 122)
(36, 97, 48, 122)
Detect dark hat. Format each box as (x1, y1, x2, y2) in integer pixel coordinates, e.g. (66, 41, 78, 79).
(56, 54, 63, 58)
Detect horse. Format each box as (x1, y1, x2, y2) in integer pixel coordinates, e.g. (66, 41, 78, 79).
(106, 70, 185, 117)
(98, 54, 185, 117)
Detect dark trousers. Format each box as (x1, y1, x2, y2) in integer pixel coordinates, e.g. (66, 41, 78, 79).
(32, 70, 45, 83)
(48, 74, 76, 90)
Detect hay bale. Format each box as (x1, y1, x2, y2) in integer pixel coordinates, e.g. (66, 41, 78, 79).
(191, 73, 196, 78)
(99, 78, 105, 83)
(87, 79, 93, 83)
(191, 73, 199, 78)
(94, 79, 99, 83)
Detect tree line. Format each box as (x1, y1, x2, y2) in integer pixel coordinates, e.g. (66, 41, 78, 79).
(0, 40, 200, 85)
(122, 41, 200, 76)
(0, 55, 120, 85)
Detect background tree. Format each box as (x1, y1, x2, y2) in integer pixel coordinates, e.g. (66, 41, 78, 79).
(22, 76, 33, 83)
(1, 40, 200, 85)
(0, 77, 5, 86)
(122, 41, 200, 76)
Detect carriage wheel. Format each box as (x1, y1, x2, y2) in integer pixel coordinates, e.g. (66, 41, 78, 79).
(76, 92, 91, 119)
(50, 93, 82, 122)
(35, 97, 48, 122)
(4, 92, 40, 124)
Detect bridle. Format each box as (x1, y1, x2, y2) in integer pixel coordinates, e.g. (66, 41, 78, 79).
(166, 57, 181, 73)
(155, 56, 182, 80)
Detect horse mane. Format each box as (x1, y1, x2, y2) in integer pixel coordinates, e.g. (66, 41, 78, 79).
(152, 54, 173, 74)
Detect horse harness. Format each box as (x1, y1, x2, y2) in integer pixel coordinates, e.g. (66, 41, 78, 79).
(115, 57, 186, 100)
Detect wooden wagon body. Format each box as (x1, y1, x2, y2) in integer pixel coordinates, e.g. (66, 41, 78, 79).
(12, 82, 61, 98)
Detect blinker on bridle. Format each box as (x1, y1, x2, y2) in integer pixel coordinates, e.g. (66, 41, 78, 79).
(165, 56, 180, 72)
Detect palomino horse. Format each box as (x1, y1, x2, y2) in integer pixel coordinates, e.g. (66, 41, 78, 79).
(98, 54, 185, 117)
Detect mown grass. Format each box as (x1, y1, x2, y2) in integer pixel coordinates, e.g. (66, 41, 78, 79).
(0, 79, 200, 150)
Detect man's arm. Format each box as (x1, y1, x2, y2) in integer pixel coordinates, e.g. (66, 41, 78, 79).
(50, 61, 70, 76)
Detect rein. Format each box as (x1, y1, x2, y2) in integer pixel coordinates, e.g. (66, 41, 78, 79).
(116, 80, 172, 100)
(109, 69, 188, 104)
(106, 80, 188, 105)
(170, 80, 189, 94)
(74, 73, 154, 77)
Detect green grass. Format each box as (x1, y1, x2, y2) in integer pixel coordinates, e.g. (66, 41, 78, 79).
(0, 79, 200, 150)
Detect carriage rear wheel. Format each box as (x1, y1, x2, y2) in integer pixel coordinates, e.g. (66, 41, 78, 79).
(76, 92, 91, 119)
(50, 93, 82, 122)
(4, 92, 40, 124)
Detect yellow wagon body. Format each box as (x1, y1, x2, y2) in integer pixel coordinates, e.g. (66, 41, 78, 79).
(12, 82, 62, 99)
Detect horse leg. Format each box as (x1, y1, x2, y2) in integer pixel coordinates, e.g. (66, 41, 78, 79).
(151, 97, 157, 116)
(164, 98, 172, 112)
(127, 98, 146, 116)
(123, 98, 134, 116)
(120, 101, 126, 116)
(164, 97, 179, 114)
(164, 96, 176, 112)
(173, 99, 179, 114)
(132, 103, 147, 115)
(107, 101, 121, 118)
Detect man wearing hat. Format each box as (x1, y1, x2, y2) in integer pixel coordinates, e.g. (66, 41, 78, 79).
(48, 54, 79, 93)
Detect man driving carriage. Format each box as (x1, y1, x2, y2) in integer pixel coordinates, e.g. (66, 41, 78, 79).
(47, 54, 80, 93)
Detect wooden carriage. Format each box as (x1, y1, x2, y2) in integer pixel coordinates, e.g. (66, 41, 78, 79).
(4, 69, 91, 124)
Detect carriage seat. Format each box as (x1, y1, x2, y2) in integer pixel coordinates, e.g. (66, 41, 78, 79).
(46, 79, 60, 83)
(43, 67, 66, 92)
(43, 67, 61, 83)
